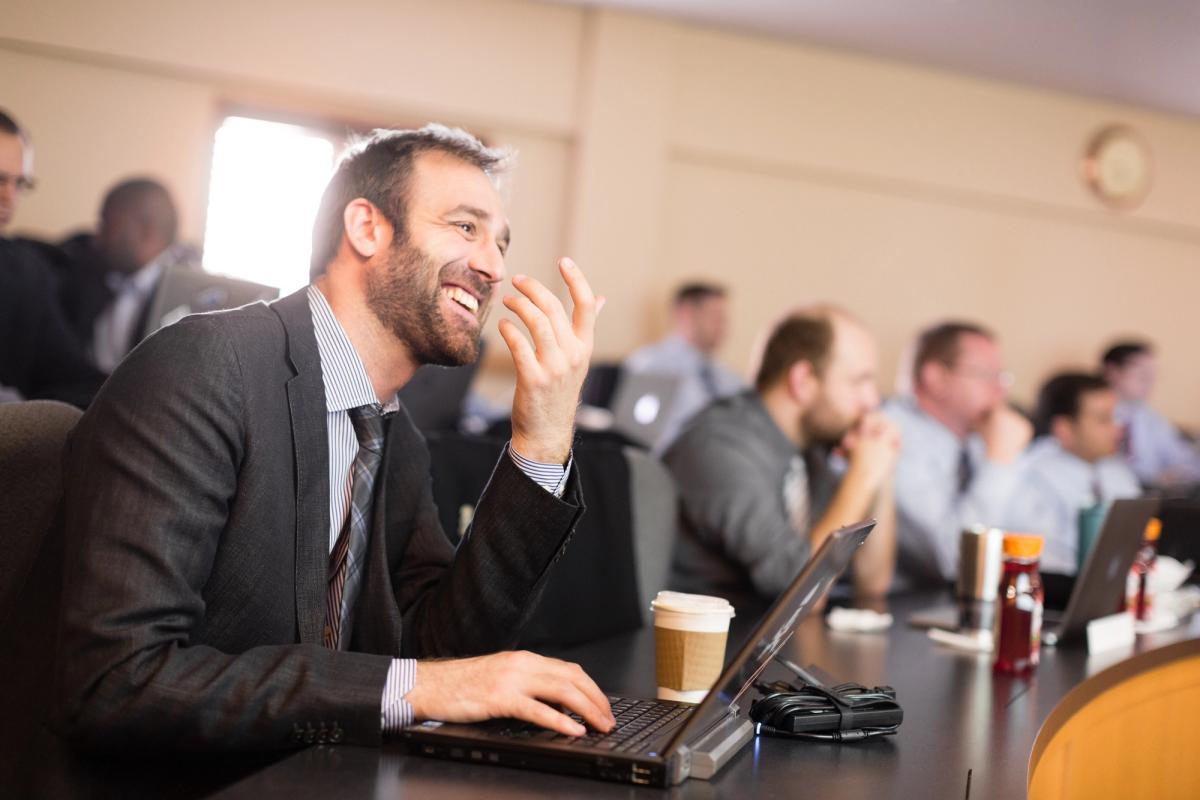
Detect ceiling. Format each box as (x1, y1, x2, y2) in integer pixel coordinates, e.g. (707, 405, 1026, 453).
(550, 0, 1200, 120)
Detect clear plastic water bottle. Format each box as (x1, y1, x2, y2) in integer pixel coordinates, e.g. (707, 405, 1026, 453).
(994, 533, 1044, 675)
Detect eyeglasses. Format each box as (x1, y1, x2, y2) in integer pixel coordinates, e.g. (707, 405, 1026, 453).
(0, 172, 36, 192)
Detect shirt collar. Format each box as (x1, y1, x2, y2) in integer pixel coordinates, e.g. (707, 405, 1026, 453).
(306, 285, 400, 414)
(105, 255, 166, 295)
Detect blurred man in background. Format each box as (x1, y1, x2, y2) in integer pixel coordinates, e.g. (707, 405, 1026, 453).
(884, 322, 1032, 588)
(0, 108, 104, 407)
(666, 306, 898, 608)
(57, 177, 186, 373)
(1003, 372, 1141, 575)
(623, 282, 744, 452)
(1102, 341, 1200, 489)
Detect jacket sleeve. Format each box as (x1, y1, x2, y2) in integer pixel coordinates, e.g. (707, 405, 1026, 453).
(54, 317, 392, 754)
(381, 424, 587, 657)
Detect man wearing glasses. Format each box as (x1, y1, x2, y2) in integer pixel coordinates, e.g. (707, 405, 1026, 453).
(883, 322, 1032, 589)
(0, 108, 104, 407)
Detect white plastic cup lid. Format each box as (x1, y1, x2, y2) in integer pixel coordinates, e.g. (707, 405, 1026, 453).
(650, 591, 735, 618)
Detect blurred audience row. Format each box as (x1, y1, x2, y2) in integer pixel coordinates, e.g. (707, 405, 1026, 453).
(621, 285, 1198, 606)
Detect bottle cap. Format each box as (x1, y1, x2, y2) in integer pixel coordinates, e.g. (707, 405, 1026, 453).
(1144, 517, 1161, 542)
(1002, 532, 1044, 559)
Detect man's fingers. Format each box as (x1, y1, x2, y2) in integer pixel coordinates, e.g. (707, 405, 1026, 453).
(510, 695, 587, 737)
(513, 274, 574, 348)
(565, 662, 614, 729)
(497, 318, 539, 374)
(533, 675, 613, 733)
(558, 258, 598, 346)
(503, 293, 557, 356)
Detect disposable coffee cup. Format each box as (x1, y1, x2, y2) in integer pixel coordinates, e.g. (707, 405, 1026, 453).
(650, 591, 735, 703)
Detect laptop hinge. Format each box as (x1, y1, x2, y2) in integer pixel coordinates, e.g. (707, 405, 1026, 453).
(686, 716, 755, 781)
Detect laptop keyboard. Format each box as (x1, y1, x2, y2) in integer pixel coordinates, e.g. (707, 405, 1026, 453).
(493, 696, 693, 754)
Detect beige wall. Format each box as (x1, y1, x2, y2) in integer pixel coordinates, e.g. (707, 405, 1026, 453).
(2, 1, 1198, 423)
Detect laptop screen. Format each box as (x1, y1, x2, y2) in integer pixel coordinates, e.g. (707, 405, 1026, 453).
(658, 521, 875, 755)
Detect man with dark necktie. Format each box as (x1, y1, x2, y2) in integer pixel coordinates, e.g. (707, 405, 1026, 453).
(883, 321, 1033, 589)
(11, 125, 614, 794)
(623, 282, 744, 452)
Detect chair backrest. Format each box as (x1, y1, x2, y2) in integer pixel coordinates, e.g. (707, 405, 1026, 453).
(425, 431, 665, 647)
(624, 445, 677, 613)
(0, 400, 81, 629)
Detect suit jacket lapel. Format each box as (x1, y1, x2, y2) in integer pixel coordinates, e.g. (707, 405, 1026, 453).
(275, 288, 330, 646)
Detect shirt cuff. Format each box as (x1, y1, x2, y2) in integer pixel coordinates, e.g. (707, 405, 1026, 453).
(508, 442, 572, 498)
(380, 658, 417, 733)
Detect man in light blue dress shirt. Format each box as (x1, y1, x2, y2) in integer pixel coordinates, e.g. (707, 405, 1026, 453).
(1003, 372, 1141, 575)
(883, 322, 1033, 588)
(623, 282, 744, 452)
(1102, 341, 1200, 488)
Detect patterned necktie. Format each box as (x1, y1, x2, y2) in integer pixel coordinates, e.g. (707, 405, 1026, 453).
(324, 405, 386, 650)
(783, 455, 810, 535)
(698, 361, 720, 401)
(956, 446, 974, 496)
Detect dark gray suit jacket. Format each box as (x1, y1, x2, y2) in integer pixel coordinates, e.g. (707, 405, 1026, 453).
(53, 288, 585, 753)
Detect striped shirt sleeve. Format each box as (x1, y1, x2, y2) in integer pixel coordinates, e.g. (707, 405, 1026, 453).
(508, 443, 572, 498)
(381, 658, 417, 732)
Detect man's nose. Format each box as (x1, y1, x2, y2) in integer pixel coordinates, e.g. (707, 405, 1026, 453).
(469, 241, 506, 285)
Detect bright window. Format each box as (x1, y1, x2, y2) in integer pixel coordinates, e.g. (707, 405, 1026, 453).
(203, 115, 336, 295)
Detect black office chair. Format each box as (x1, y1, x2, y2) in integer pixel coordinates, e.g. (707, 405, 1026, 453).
(0, 399, 80, 628)
(0, 400, 80, 793)
(425, 431, 673, 647)
(579, 362, 623, 410)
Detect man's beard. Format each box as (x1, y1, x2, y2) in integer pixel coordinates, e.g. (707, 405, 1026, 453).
(365, 239, 489, 367)
(800, 404, 856, 449)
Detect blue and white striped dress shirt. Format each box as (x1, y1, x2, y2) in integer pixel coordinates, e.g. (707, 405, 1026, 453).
(306, 286, 569, 733)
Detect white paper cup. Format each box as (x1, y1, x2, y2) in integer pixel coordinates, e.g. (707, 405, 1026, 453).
(650, 591, 735, 703)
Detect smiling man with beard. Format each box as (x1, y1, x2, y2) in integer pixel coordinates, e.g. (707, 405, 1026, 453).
(665, 306, 899, 609)
(15, 125, 614, 791)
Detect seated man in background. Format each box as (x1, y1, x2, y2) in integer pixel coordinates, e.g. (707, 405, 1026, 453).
(1002, 372, 1141, 575)
(1102, 341, 1200, 489)
(5, 125, 614, 794)
(884, 322, 1032, 588)
(623, 282, 744, 452)
(0, 108, 104, 407)
(665, 306, 898, 609)
(56, 177, 191, 373)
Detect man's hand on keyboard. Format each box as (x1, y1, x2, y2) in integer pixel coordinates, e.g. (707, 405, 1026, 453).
(407, 651, 616, 737)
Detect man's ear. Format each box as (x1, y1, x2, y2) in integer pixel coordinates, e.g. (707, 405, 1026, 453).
(918, 360, 946, 397)
(1051, 415, 1074, 448)
(342, 198, 389, 259)
(787, 359, 817, 404)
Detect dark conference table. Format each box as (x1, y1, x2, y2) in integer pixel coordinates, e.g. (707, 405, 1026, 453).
(212, 592, 1200, 800)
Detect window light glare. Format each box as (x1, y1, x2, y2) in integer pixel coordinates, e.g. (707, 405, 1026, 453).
(203, 116, 335, 295)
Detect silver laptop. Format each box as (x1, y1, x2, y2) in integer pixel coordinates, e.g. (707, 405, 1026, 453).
(398, 521, 876, 787)
(1042, 497, 1160, 645)
(142, 265, 279, 336)
(608, 372, 683, 449)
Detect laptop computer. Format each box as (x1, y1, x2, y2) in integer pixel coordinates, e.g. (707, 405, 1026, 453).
(608, 372, 683, 449)
(397, 520, 876, 787)
(1042, 496, 1159, 645)
(907, 498, 1160, 644)
(141, 265, 279, 337)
